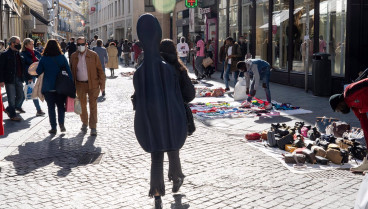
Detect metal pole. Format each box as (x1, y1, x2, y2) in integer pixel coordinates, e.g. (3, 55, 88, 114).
(305, 0, 310, 92)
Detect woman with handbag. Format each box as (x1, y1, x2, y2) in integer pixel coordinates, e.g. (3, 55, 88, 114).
(20, 38, 45, 116)
(36, 40, 73, 134)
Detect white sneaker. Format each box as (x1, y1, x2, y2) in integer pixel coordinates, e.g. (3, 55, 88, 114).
(240, 101, 252, 108)
(265, 103, 273, 110)
(351, 157, 368, 173)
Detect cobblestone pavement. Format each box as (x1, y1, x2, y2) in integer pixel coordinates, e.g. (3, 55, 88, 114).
(0, 65, 364, 209)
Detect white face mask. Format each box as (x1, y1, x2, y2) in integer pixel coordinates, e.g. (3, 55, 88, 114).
(78, 45, 86, 52)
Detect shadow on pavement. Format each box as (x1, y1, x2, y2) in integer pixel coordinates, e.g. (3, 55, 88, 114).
(170, 194, 190, 209)
(5, 132, 101, 177)
(107, 76, 118, 79)
(0, 115, 36, 139)
(253, 115, 292, 124)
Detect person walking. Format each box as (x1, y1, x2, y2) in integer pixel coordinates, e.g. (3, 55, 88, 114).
(329, 78, 368, 173)
(219, 42, 226, 80)
(20, 38, 45, 116)
(122, 39, 130, 67)
(237, 57, 272, 110)
(70, 37, 106, 136)
(194, 35, 205, 79)
(66, 38, 77, 60)
(35, 39, 73, 134)
(0, 36, 31, 121)
(35, 42, 44, 54)
(106, 42, 118, 77)
(224, 37, 242, 91)
(92, 39, 108, 97)
(176, 37, 189, 66)
(90, 35, 98, 49)
(60, 39, 67, 53)
(132, 40, 143, 64)
(132, 14, 191, 209)
(117, 39, 123, 63)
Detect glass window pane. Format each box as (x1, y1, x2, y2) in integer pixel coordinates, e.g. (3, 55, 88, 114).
(255, 0, 269, 60)
(272, 0, 289, 70)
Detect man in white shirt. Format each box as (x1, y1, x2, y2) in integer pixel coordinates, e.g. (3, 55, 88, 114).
(237, 57, 272, 110)
(177, 37, 189, 65)
(90, 35, 98, 49)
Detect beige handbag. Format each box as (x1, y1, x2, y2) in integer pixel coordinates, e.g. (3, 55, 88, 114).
(202, 57, 213, 68)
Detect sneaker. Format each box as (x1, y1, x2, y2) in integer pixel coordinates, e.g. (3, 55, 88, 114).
(10, 116, 21, 122)
(49, 129, 57, 134)
(351, 157, 368, 173)
(15, 108, 26, 113)
(36, 110, 45, 116)
(265, 103, 273, 110)
(172, 177, 184, 193)
(60, 124, 66, 132)
(91, 128, 97, 136)
(240, 101, 252, 108)
(224, 88, 230, 92)
(81, 124, 88, 133)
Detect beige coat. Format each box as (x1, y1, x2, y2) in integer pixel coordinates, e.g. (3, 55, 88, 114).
(32, 73, 45, 102)
(106, 46, 119, 69)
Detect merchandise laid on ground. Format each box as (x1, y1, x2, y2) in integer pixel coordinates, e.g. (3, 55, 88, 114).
(243, 119, 367, 174)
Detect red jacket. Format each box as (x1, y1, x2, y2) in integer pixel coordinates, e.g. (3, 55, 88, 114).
(344, 78, 368, 140)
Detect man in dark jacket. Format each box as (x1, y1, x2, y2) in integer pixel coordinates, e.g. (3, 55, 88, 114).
(66, 37, 77, 60)
(122, 39, 130, 67)
(0, 36, 31, 121)
(330, 78, 368, 173)
(238, 36, 247, 61)
(224, 37, 242, 91)
(60, 39, 67, 53)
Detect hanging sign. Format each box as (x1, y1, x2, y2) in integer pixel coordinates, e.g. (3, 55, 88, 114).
(185, 0, 198, 8)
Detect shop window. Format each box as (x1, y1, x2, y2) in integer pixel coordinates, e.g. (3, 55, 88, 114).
(292, 0, 314, 73)
(320, 0, 347, 76)
(229, 1, 238, 41)
(255, 0, 269, 61)
(242, 1, 252, 57)
(272, 0, 289, 70)
(145, 0, 155, 12)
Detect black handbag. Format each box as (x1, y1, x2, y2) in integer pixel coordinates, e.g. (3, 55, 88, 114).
(184, 103, 195, 136)
(52, 57, 76, 98)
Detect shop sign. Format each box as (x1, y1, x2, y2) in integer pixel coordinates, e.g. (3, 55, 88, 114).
(272, 25, 277, 34)
(185, 0, 198, 8)
(199, 7, 211, 15)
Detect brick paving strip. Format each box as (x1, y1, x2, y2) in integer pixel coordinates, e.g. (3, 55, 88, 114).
(0, 66, 364, 208)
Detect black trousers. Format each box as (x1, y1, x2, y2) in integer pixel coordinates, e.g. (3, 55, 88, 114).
(149, 150, 184, 197)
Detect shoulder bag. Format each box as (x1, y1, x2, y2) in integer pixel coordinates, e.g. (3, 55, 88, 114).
(51, 57, 76, 98)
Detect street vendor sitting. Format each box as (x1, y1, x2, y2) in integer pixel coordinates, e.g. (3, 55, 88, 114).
(237, 55, 272, 110)
(330, 78, 368, 173)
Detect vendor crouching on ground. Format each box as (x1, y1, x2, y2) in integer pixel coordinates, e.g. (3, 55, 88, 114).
(237, 55, 272, 110)
(330, 78, 368, 173)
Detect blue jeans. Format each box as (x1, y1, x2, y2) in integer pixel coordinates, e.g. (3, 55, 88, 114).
(18, 77, 41, 111)
(247, 66, 271, 103)
(225, 64, 244, 89)
(220, 61, 225, 78)
(180, 57, 187, 65)
(5, 77, 24, 118)
(44, 92, 66, 129)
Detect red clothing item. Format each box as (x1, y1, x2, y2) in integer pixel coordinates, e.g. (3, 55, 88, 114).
(344, 78, 368, 145)
(133, 44, 142, 61)
(26, 48, 38, 62)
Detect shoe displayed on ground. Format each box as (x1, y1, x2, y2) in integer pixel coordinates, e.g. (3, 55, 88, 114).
(49, 129, 57, 134)
(224, 88, 230, 92)
(36, 110, 45, 116)
(10, 116, 21, 122)
(351, 157, 368, 173)
(265, 103, 273, 110)
(172, 177, 184, 193)
(60, 124, 66, 132)
(15, 108, 26, 113)
(240, 101, 252, 108)
(81, 124, 88, 133)
(91, 128, 97, 136)
(154, 198, 163, 209)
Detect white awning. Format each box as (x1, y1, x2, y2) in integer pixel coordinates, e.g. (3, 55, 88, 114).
(22, 0, 44, 16)
(259, 7, 303, 29)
